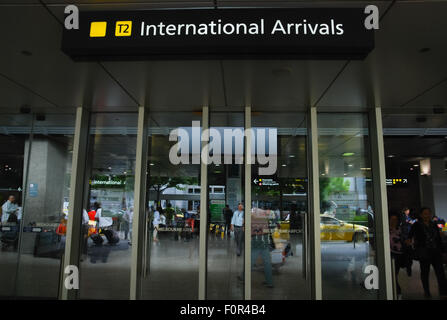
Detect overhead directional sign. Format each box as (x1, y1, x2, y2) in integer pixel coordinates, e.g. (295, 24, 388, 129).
(253, 178, 279, 186)
(62, 8, 374, 60)
(386, 178, 408, 186)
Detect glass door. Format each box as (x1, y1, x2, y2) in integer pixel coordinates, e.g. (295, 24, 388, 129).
(250, 111, 311, 299)
(141, 112, 201, 299)
(0, 114, 32, 297)
(206, 112, 245, 300)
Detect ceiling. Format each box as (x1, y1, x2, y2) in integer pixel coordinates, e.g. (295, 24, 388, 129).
(0, 0, 445, 117)
(0, 0, 446, 176)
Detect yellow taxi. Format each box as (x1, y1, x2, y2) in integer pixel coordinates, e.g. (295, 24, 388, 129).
(320, 214, 369, 242)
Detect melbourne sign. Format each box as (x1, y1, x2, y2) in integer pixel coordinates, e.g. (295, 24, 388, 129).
(62, 8, 374, 60)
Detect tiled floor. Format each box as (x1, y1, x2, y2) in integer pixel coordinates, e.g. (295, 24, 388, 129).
(1, 230, 446, 300)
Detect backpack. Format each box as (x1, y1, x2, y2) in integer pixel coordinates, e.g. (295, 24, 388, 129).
(7, 213, 18, 223)
(90, 233, 104, 245)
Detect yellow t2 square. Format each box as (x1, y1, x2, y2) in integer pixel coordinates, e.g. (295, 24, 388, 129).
(115, 21, 132, 36)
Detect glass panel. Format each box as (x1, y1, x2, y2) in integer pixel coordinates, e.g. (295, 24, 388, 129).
(142, 112, 201, 299)
(318, 113, 378, 299)
(0, 114, 31, 297)
(79, 113, 137, 299)
(383, 112, 447, 299)
(15, 113, 75, 298)
(206, 112, 245, 300)
(250, 112, 310, 299)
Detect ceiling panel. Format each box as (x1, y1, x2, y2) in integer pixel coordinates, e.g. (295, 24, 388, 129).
(316, 1, 447, 109)
(100, 60, 225, 110)
(0, 75, 55, 109)
(1, 1, 446, 114)
(404, 81, 447, 109)
(0, 5, 138, 110)
(222, 59, 346, 110)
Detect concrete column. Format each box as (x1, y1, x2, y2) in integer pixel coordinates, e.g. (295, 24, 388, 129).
(198, 106, 209, 300)
(130, 106, 149, 300)
(22, 138, 68, 223)
(61, 107, 90, 300)
(308, 107, 322, 300)
(369, 107, 393, 300)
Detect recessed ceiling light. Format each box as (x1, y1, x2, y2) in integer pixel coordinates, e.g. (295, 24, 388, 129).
(413, 164, 419, 167)
(344, 173, 347, 176)
(150, 163, 155, 166)
(360, 168, 371, 171)
(342, 152, 355, 157)
(282, 164, 287, 167)
(123, 171, 127, 174)
(387, 155, 395, 158)
(289, 155, 295, 158)
(321, 173, 325, 176)
(108, 167, 112, 170)
(348, 164, 353, 167)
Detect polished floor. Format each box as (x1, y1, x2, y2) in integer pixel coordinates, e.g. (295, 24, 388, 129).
(0, 230, 446, 300)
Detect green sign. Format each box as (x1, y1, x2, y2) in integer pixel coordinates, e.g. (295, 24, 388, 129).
(210, 200, 225, 222)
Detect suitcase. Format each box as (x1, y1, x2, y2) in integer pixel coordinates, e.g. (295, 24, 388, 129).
(90, 233, 104, 245)
(102, 229, 120, 245)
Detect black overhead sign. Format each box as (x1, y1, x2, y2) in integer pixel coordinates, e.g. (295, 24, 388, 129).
(62, 8, 374, 61)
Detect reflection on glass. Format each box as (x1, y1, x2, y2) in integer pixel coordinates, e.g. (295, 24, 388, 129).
(251, 112, 310, 299)
(206, 112, 245, 300)
(16, 114, 74, 298)
(79, 113, 137, 299)
(0, 114, 31, 297)
(142, 112, 200, 299)
(318, 113, 377, 299)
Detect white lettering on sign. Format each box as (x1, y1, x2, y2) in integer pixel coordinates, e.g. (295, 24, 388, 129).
(139, 19, 344, 37)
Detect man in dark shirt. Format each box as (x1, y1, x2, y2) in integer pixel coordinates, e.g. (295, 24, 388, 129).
(407, 207, 447, 298)
(223, 204, 233, 235)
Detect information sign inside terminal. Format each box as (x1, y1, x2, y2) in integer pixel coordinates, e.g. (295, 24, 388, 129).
(386, 178, 408, 187)
(62, 8, 374, 60)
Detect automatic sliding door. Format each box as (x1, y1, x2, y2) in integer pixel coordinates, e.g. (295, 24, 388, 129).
(250, 112, 311, 299)
(15, 114, 75, 298)
(206, 112, 245, 300)
(79, 113, 137, 300)
(318, 113, 378, 300)
(0, 114, 31, 297)
(141, 112, 201, 300)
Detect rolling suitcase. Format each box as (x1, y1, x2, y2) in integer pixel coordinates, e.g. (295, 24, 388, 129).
(90, 233, 104, 245)
(102, 229, 120, 245)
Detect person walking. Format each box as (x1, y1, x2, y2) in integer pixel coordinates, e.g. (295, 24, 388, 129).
(231, 203, 244, 256)
(407, 207, 447, 298)
(389, 212, 409, 299)
(400, 207, 415, 276)
(1, 195, 18, 223)
(223, 204, 233, 235)
(238, 207, 274, 288)
(153, 207, 161, 242)
(123, 207, 134, 245)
